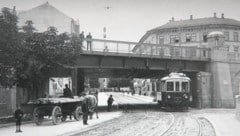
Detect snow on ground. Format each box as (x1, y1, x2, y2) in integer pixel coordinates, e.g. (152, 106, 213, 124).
(192, 109, 240, 136)
(99, 92, 156, 105)
(0, 112, 122, 136)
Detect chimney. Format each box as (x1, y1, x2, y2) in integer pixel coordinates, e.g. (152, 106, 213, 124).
(172, 17, 174, 22)
(214, 12, 217, 18)
(190, 15, 193, 20)
(221, 13, 224, 19)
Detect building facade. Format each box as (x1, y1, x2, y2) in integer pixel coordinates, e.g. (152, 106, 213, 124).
(18, 2, 79, 35)
(134, 13, 240, 108)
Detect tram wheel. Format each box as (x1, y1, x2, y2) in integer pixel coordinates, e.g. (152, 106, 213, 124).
(52, 106, 62, 125)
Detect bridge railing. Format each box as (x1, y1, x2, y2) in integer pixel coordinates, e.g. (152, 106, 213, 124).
(81, 38, 211, 61)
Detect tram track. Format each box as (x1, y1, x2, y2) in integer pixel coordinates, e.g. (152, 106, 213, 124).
(159, 113, 216, 136)
(70, 111, 216, 136)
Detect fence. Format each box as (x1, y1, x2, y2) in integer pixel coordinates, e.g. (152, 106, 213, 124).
(0, 86, 16, 117)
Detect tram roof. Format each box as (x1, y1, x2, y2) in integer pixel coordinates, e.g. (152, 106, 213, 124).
(160, 73, 190, 81)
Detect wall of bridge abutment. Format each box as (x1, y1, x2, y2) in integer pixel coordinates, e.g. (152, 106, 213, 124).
(206, 47, 240, 108)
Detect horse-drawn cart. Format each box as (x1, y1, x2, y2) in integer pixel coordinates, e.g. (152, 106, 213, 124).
(27, 97, 84, 125)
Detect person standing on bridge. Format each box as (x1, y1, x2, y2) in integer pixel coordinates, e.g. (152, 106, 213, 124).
(86, 32, 92, 51)
(107, 94, 114, 112)
(79, 31, 85, 46)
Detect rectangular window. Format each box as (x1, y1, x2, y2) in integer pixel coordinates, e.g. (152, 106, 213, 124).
(191, 33, 196, 41)
(234, 47, 239, 52)
(234, 32, 239, 41)
(152, 82, 155, 91)
(182, 82, 188, 92)
(175, 82, 180, 92)
(224, 32, 229, 41)
(203, 50, 206, 57)
(167, 82, 174, 91)
(159, 36, 164, 44)
(170, 35, 180, 43)
(203, 32, 208, 42)
(186, 34, 191, 42)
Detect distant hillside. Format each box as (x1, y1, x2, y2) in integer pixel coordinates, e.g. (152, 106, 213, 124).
(18, 2, 79, 34)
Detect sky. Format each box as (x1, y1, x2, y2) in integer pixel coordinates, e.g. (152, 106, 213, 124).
(1, 0, 240, 42)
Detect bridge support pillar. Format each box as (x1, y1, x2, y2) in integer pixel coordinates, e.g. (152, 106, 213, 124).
(210, 62, 235, 108)
(196, 72, 212, 108)
(72, 68, 85, 96)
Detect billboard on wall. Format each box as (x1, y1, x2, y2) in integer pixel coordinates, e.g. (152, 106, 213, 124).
(49, 77, 72, 97)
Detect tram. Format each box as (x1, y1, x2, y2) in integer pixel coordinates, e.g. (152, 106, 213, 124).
(155, 73, 191, 110)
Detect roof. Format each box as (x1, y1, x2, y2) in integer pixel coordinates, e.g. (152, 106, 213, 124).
(149, 17, 240, 31)
(161, 73, 190, 81)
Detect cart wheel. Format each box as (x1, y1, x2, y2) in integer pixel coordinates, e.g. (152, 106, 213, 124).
(73, 106, 82, 121)
(61, 115, 67, 121)
(33, 107, 44, 125)
(52, 106, 62, 125)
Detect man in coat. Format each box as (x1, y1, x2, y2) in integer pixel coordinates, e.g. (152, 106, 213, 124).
(107, 94, 114, 112)
(82, 94, 89, 125)
(14, 106, 24, 133)
(63, 84, 73, 98)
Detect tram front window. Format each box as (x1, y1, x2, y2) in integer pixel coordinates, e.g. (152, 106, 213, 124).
(182, 82, 188, 92)
(176, 82, 180, 92)
(167, 82, 174, 91)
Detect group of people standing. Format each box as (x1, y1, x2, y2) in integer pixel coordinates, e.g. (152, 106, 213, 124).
(79, 31, 93, 51)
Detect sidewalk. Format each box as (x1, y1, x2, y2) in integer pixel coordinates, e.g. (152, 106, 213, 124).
(0, 112, 122, 136)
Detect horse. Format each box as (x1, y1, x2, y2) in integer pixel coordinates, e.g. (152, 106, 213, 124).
(85, 94, 99, 119)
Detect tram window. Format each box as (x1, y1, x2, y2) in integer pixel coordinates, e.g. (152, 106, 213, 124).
(167, 82, 174, 91)
(182, 82, 188, 92)
(156, 82, 160, 92)
(176, 82, 180, 92)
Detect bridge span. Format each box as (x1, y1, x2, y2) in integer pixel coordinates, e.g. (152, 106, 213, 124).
(64, 38, 239, 109)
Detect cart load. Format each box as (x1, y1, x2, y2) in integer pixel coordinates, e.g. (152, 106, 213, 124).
(28, 96, 84, 125)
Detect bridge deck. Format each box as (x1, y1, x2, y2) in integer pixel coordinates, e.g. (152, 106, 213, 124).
(81, 38, 211, 61)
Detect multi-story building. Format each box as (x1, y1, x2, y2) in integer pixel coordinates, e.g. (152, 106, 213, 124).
(134, 13, 240, 52)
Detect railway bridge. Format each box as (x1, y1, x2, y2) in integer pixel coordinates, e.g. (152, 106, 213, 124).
(66, 38, 240, 109)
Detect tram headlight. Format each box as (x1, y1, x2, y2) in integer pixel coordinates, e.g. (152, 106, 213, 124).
(167, 95, 171, 99)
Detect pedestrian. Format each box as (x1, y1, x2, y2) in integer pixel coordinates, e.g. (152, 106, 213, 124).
(86, 32, 92, 51)
(63, 84, 73, 98)
(79, 31, 85, 46)
(14, 106, 24, 133)
(82, 93, 89, 125)
(107, 94, 114, 112)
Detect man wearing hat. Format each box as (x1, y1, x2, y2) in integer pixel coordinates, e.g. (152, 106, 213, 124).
(81, 92, 89, 125)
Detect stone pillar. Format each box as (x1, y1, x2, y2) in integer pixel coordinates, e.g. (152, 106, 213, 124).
(77, 69, 85, 95)
(196, 72, 212, 108)
(236, 96, 240, 120)
(210, 62, 234, 108)
(71, 68, 78, 96)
